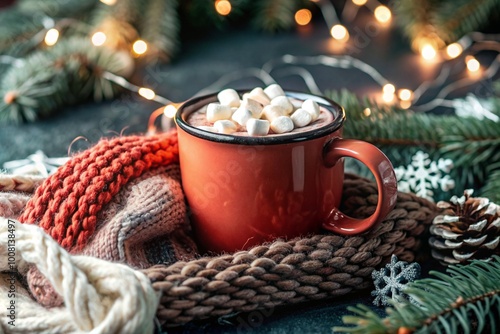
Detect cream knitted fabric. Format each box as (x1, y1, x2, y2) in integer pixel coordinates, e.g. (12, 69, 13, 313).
(27, 164, 198, 307)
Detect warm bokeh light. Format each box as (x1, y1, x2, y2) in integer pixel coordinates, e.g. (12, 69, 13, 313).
(352, 0, 367, 6)
(215, 0, 231, 16)
(91, 32, 106, 46)
(138, 88, 156, 100)
(164, 104, 178, 118)
(421, 44, 436, 60)
(374, 6, 391, 23)
(99, 0, 116, 5)
(132, 40, 148, 55)
(398, 89, 413, 101)
(44, 28, 59, 46)
(382, 92, 394, 103)
(400, 100, 412, 109)
(466, 57, 480, 72)
(295, 9, 312, 26)
(363, 108, 371, 116)
(330, 25, 349, 42)
(446, 43, 463, 59)
(383, 83, 395, 95)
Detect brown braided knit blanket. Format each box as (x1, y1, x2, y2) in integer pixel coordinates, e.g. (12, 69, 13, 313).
(142, 174, 438, 327)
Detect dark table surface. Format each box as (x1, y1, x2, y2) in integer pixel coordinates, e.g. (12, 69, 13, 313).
(0, 6, 467, 333)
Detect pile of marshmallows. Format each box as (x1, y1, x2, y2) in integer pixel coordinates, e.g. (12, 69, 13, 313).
(198, 84, 321, 136)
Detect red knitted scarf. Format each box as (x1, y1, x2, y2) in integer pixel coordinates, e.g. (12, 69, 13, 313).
(19, 132, 179, 250)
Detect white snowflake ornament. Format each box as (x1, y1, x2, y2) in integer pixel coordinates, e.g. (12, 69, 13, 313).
(395, 151, 455, 202)
(371, 255, 421, 307)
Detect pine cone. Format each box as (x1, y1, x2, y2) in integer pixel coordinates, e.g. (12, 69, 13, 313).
(429, 189, 500, 265)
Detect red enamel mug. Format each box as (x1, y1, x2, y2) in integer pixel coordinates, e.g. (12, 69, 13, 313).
(175, 91, 397, 253)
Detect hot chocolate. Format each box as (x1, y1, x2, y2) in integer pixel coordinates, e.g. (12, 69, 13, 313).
(185, 85, 334, 137)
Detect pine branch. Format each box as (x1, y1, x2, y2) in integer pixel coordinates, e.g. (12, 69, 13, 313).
(0, 8, 44, 53)
(17, 0, 96, 18)
(334, 256, 500, 334)
(433, 0, 500, 43)
(0, 37, 133, 124)
(395, 0, 500, 48)
(140, 0, 179, 61)
(481, 169, 500, 203)
(253, 0, 302, 31)
(394, 0, 444, 50)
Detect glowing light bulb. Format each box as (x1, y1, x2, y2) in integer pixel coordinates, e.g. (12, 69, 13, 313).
(421, 44, 436, 60)
(164, 104, 178, 118)
(383, 83, 395, 95)
(352, 0, 367, 6)
(91, 32, 107, 46)
(398, 89, 413, 101)
(295, 9, 312, 26)
(330, 25, 349, 42)
(133, 40, 148, 55)
(215, 0, 231, 16)
(99, 0, 116, 5)
(400, 100, 412, 109)
(374, 5, 391, 23)
(446, 43, 463, 59)
(466, 57, 480, 72)
(44, 28, 59, 46)
(363, 108, 371, 116)
(138, 88, 156, 100)
(382, 92, 394, 103)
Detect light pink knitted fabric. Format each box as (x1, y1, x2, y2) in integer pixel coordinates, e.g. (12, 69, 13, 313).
(26, 164, 198, 307)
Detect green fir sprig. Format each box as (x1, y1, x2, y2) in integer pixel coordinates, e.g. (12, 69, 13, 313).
(334, 256, 500, 334)
(395, 0, 500, 48)
(0, 38, 133, 123)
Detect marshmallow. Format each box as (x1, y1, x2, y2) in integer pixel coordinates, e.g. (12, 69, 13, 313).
(241, 98, 263, 118)
(302, 99, 320, 121)
(207, 103, 232, 122)
(264, 84, 286, 100)
(217, 88, 240, 108)
(271, 96, 293, 115)
(270, 116, 294, 134)
(214, 120, 238, 134)
(290, 108, 312, 128)
(262, 105, 287, 121)
(247, 87, 271, 106)
(232, 107, 253, 126)
(247, 119, 270, 136)
(196, 126, 217, 133)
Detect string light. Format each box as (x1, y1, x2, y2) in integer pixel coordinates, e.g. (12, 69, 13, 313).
(99, 0, 116, 5)
(446, 43, 463, 59)
(330, 25, 349, 42)
(91, 32, 106, 46)
(132, 40, 148, 55)
(215, 0, 231, 16)
(466, 56, 480, 72)
(374, 6, 391, 24)
(382, 92, 394, 103)
(383, 83, 395, 94)
(44, 28, 59, 46)
(398, 89, 413, 101)
(352, 0, 367, 5)
(421, 44, 437, 60)
(164, 104, 178, 118)
(295, 9, 312, 26)
(138, 87, 156, 100)
(363, 108, 371, 116)
(400, 100, 412, 109)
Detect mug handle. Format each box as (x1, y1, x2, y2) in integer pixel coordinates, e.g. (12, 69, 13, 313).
(322, 138, 398, 235)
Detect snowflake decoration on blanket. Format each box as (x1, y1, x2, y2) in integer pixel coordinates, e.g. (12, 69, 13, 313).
(371, 255, 421, 307)
(395, 151, 455, 202)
